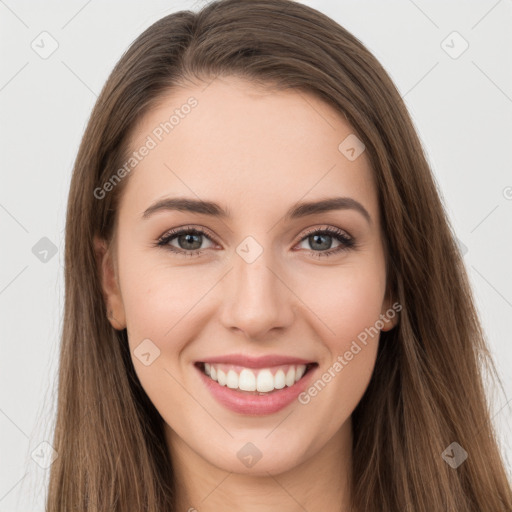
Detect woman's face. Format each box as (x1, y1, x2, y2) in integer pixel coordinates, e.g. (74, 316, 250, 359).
(98, 75, 397, 476)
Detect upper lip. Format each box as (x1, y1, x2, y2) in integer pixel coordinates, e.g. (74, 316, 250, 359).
(198, 354, 316, 368)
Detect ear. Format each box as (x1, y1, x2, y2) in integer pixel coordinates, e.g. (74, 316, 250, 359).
(94, 235, 126, 331)
(380, 289, 400, 332)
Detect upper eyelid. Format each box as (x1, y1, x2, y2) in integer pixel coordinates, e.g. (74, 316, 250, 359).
(159, 225, 216, 240)
(300, 225, 352, 239)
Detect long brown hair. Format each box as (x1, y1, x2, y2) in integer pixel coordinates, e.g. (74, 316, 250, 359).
(47, 0, 512, 510)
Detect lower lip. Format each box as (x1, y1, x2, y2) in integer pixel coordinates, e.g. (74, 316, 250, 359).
(196, 364, 318, 415)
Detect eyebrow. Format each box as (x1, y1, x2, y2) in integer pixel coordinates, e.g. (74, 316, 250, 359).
(142, 196, 372, 225)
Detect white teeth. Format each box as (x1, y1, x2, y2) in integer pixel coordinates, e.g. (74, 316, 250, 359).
(217, 369, 227, 386)
(274, 369, 286, 389)
(285, 367, 296, 387)
(295, 364, 306, 382)
(202, 363, 311, 393)
(239, 368, 256, 391)
(256, 369, 274, 392)
(226, 370, 239, 389)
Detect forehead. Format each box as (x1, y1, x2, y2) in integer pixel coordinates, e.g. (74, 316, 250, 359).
(120, 76, 378, 224)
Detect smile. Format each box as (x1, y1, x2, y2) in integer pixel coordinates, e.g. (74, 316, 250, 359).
(198, 362, 316, 394)
(195, 357, 319, 415)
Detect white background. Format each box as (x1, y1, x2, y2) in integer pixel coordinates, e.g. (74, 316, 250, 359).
(1, 0, 511, 509)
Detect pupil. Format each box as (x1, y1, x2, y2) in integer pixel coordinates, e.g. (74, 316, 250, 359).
(311, 234, 331, 251)
(180, 233, 201, 250)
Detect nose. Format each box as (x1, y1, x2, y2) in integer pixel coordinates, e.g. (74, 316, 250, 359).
(219, 246, 295, 341)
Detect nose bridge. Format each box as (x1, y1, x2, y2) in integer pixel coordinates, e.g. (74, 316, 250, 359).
(219, 237, 294, 338)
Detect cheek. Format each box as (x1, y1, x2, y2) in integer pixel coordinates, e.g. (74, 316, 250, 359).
(302, 261, 386, 345)
(296, 261, 385, 400)
(292, 271, 383, 438)
(118, 259, 205, 412)
(119, 252, 205, 343)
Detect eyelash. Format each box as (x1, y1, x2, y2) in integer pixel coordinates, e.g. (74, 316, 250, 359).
(155, 225, 356, 259)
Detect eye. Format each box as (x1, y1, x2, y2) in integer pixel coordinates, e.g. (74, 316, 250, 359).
(156, 226, 216, 257)
(155, 225, 356, 259)
(295, 226, 355, 258)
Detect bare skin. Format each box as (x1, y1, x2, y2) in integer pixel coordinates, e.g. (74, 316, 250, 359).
(96, 75, 397, 511)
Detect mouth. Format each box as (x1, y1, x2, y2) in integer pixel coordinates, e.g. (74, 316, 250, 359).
(194, 361, 319, 395)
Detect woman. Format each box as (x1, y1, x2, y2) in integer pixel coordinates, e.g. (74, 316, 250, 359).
(47, 0, 512, 510)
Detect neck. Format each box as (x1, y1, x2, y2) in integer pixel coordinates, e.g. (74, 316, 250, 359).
(166, 418, 354, 512)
